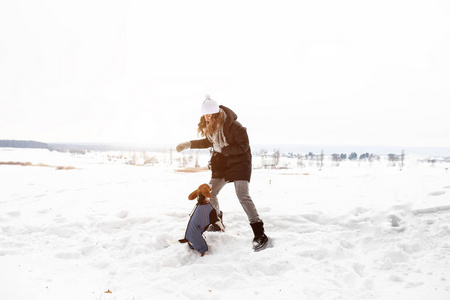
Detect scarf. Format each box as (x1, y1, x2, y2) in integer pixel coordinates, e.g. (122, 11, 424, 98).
(207, 109, 229, 153)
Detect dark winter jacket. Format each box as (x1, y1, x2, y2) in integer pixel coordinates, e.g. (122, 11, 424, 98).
(190, 106, 252, 182)
(181, 203, 220, 254)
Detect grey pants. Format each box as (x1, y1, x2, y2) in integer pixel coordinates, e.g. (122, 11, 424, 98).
(209, 178, 262, 224)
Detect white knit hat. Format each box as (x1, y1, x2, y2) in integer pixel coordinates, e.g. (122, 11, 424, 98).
(201, 95, 220, 115)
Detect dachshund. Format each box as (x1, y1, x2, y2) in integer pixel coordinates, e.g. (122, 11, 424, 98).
(179, 183, 225, 256)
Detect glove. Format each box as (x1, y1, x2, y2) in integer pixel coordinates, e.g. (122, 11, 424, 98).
(176, 141, 191, 152)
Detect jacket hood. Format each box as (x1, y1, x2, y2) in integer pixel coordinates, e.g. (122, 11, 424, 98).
(220, 105, 237, 129)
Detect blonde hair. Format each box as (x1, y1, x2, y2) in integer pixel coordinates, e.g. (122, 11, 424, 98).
(197, 110, 225, 137)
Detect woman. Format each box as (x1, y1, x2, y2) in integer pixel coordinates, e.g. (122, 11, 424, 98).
(176, 95, 268, 251)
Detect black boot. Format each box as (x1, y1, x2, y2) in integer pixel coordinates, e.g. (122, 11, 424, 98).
(250, 221, 268, 252)
(207, 211, 224, 232)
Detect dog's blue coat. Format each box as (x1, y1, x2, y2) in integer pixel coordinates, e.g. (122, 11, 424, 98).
(183, 203, 218, 254)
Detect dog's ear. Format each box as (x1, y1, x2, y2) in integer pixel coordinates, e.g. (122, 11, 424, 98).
(202, 185, 212, 199)
(188, 190, 198, 200)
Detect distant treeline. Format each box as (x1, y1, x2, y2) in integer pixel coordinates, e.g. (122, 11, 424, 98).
(0, 140, 126, 152)
(0, 140, 169, 153)
(0, 140, 49, 149)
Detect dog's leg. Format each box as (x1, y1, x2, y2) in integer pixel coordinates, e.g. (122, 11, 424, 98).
(215, 221, 225, 232)
(178, 239, 189, 243)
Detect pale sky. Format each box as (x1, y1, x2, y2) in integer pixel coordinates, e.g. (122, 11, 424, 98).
(1, 0, 450, 148)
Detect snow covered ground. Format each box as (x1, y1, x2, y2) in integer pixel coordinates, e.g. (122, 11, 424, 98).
(1, 148, 449, 300)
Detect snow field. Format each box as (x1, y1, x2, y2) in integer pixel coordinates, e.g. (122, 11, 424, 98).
(0, 148, 449, 299)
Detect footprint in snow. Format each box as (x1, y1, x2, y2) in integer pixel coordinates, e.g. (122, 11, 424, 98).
(116, 210, 129, 219)
(55, 252, 81, 260)
(7, 211, 21, 217)
(428, 191, 446, 196)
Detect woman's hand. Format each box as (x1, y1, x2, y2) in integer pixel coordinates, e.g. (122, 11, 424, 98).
(176, 141, 191, 152)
